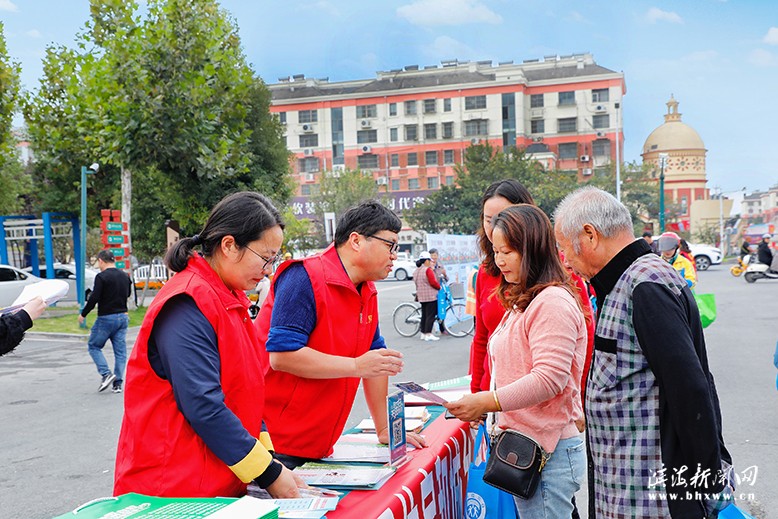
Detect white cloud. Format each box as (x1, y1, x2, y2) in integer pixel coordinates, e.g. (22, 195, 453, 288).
(25, 29, 41, 38)
(0, 0, 18, 12)
(748, 48, 778, 67)
(397, 0, 502, 27)
(764, 27, 778, 46)
(422, 35, 479, 61)
(567, 11, 592, 25)
(646, 7, 683, 24)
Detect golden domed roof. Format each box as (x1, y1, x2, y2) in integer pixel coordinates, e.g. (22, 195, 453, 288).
(642, 96, 705, 154)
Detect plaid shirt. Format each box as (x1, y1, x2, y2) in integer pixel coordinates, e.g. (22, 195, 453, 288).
(587, 240, 731, 518)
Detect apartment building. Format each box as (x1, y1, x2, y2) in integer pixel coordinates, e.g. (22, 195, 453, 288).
(268, 53, 625, 217)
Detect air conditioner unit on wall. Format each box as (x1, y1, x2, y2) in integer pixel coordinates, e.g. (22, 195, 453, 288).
(360, 119, 372, 128)
(376, 177, 388, 185)
(361, 145, 372, 153)
(333, 164, 345, 173)
(305, 173, 315, 182)
(582, 168, 592, 176)
(532, 136, 543, 142)
(594, 105, 607, 113)
(595, 131, 605, 138)
(301, 123, 314, 132)
(530, 108, 544, 119)
(580, 155, 590, 162)
(470, 138, 482, 145)
(303, 148, 314, 156)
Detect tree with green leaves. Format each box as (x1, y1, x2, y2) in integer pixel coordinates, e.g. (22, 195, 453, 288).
(312, 168, 382, 221)
(407, 143, 578, 234)
(0, 23, 32, 216)
(23, 0, 291, 259)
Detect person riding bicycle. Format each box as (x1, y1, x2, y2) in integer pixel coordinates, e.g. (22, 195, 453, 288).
(413, 251, 441, 342)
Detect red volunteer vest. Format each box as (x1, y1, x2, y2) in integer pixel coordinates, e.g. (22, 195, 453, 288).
(255, 244, 379, 459)
(114, 255, 265, 497)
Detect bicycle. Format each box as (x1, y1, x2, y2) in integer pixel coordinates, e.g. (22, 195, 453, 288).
(392, 283, 474, 338)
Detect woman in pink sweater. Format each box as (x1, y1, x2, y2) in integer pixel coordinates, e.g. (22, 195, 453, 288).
(445, 204, 587, 518)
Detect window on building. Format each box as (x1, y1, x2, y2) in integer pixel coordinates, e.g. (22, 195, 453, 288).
(357, 154, 379, 169)
(427, 177, 439, 189)
(298, 109, 318, 123)
(278, 112, 287, 124)
(442, 122, 454, 139)
(557, 117, 577, 133)
(301, 184, 311, 196)
(407, 152, 418, 166)
(299, 134, 318, 147)
(530, 94, 544, 108)
(558, 91, 575, 106)
(443, 149, 454, 164)
(424, 123, 437, 140)
(558, 143, 578, 160)
(390, 153, 399, 167)
(681, 196, 688, 214)
(408, 178, 420, 189)
(405, 100, 417, 115)
(592, 139, 610, 157)
(356, 105, 377, 118)
(357, 130, 378, 144)
(465, 95, 487, 110)
(425, 151, 438, 165)
(443, 98, 452, 112)
(445, 175, 455, 186)
(592, 89, 609, 103)
(390, 127, 398, 142)
(391, 179, 400, 191)
(389, 103, 397, 116)
(423, 99, 436, 113)
(404, 124, 418, 141)
(593, 114, 609, 129)
(464, 119, 488, 136)
(298, 157, 320, 172)
(531, 120, 545, 134)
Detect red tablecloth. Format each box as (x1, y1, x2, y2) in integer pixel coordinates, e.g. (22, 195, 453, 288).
(327, 415, 473, 519)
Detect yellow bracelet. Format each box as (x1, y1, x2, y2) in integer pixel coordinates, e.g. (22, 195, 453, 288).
(492, 390, 502, 412)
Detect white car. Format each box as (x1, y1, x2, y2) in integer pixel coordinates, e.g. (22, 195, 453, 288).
(0, 264, 43, 308)
(688, 243, 722, 271)
(388, 258, 417, 281)
(24, 263, 97, 302)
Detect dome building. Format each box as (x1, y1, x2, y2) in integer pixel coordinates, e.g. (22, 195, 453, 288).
(642, 96, 709, 223)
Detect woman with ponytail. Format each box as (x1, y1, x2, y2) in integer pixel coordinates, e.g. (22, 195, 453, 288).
(115, 192, 305, 499)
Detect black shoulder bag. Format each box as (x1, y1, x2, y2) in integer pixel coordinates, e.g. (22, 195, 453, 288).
(482, 429, 549, 499)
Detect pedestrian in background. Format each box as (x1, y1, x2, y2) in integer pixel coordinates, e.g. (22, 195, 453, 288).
(445, 204, 587, 518)
(657, 232, 697, 289)
(0, 297, 47, 357)
(115, 191, 303, 499)
(642, 230, 658, 253)
(413, 250, 441, 342)
(79, 250, 132, 393)
(678, 238, 697, 274)
(554, 187, 733, 518)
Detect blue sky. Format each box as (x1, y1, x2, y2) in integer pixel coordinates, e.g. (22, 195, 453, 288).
(2, 0, 778, 196)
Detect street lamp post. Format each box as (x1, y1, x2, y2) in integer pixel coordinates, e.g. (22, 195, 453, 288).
(658, 153, 668, 233)
(79, 163, 99, 328)
(615, 102, 621, 202)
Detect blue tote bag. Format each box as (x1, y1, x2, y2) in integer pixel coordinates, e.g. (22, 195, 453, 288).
(465, 424, 517, 519)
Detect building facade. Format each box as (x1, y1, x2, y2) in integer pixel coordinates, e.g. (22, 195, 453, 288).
(268, 53, 625, 218)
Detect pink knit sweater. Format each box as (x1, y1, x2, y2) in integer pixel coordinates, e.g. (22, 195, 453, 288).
(490, 286, 587, 453)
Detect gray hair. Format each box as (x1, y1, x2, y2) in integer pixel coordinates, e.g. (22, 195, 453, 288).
(553, 186, 634, 253)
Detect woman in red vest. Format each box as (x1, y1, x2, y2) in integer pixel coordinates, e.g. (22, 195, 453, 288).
(114, 192, 304, 498)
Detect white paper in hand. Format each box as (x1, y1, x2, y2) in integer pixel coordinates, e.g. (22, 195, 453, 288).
(12, 280, 70, 307)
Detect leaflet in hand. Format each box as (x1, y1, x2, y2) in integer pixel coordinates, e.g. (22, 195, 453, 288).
(393, 381, 449, 405)
(0, 280, 70, 316)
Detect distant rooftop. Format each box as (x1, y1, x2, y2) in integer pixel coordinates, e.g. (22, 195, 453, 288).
(269, 53, 620, 102)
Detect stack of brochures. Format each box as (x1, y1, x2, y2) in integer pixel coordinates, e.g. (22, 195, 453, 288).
(52, 493, 279, 519)
(245, 487, 341, 519)
(293, 462, 396, 491)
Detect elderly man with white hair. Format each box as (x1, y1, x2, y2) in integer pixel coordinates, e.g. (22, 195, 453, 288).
(553, 187, 733, 519)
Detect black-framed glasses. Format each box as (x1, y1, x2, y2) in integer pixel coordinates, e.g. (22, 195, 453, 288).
(367, 234, 400, 255)
(245, 245, 280, 271)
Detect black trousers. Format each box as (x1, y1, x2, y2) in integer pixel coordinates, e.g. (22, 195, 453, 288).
(420, 301, 437, 334)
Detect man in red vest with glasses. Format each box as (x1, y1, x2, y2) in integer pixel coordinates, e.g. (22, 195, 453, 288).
(256, 200, 427, 468)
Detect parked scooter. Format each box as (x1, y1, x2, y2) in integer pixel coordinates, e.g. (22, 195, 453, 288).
(744, 255, 778, 283)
